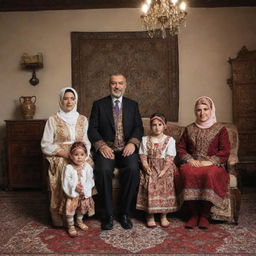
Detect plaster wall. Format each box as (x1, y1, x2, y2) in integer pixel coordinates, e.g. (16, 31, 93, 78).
(0, 7, 256, 186)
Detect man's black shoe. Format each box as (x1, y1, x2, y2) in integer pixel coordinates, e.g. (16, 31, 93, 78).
(120, 214, 133, 229)
(101, 215, 114, 230)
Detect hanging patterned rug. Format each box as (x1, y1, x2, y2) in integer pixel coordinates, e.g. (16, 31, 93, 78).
(0, 190, 255, 255)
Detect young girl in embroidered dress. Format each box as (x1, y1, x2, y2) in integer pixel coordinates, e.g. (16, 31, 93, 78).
(60, 142, 95, 237)
(136, 113, 178, 227)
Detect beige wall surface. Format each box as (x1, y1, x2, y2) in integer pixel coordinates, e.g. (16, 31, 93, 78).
(0, 7, 256, 185)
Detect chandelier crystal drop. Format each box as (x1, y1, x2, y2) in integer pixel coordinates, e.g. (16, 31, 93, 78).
(141, 0, 187, 38)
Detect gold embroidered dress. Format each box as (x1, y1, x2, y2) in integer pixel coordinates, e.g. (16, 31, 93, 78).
(177, 123, 230, 218)
(136, 135, 178, 214)
(41, 87, 92, 227)
(41, 114, 90, 226)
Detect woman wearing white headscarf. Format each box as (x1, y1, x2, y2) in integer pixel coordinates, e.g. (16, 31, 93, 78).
(177, 96, 230, 229)
(41, 87, 91, 227)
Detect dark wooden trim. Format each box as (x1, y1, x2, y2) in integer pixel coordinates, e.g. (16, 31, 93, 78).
(1, 0, 256, 12)
(188, 0, 256, 8)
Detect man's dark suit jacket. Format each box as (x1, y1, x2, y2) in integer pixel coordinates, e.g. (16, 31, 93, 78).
(88, 95, 144, 151)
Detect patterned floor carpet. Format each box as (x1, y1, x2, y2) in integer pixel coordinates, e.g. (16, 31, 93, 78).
(0, 188, 255, 256)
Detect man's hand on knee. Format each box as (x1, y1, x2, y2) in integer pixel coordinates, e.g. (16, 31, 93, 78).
(99, 145, 115, 159)
(122, 143, 135, 157)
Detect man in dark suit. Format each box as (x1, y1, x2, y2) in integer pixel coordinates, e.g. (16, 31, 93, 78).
(88, 73, 143, 230)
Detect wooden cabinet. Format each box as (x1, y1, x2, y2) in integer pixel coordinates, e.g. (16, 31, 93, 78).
(5, 119, 46, 189)
(228, 46, 256, 161)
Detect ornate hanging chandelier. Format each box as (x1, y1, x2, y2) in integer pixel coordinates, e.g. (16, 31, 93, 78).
(141, 0, 187, 38)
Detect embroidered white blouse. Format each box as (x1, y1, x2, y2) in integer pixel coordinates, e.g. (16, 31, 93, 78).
(62, 163, 94, 198)
(41, 115, 91, 156)
(139, 135, 176, 158)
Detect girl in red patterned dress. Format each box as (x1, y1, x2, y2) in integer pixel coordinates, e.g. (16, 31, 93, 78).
(60, 142, 95, 237)
(177, 96, 230, 229)
(136, 113, 178, 227)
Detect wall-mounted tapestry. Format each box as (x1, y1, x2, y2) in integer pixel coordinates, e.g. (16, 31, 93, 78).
(71, 31, 179, 121)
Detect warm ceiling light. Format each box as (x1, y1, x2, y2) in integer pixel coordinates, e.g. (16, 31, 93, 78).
(141, 0, 187, 38)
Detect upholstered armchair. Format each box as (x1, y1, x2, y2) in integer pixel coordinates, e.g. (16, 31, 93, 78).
(220, 123, 241, 224)
(112, 118, 241, 224)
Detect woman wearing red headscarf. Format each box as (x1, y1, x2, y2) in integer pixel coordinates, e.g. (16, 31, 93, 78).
(177, 96, 230, 229)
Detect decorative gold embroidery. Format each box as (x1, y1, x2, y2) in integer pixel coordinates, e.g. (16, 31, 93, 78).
(75, 115, 86, 141)
(94, 140, 107, 151)
(112, 107, 125, 151)
(128, 138, 140, 148)
(146, 136, 170, 159)
(179, 188, 226, 209)
(187, 123, 224, 161)
(54, 115, 85, 143)
(53, 115, 87, 149)
(53, 115, 71, 143)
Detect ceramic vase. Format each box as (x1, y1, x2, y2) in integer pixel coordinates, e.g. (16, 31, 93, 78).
(19, 96, 36, 119)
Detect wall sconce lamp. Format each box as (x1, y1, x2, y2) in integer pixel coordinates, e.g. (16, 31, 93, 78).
(21, 53, 43, 86)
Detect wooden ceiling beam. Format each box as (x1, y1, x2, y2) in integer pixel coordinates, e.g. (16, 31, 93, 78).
(188, 0, 256, 8)
(0, 0, 256, 12)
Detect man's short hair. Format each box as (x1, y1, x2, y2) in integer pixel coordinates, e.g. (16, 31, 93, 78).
(109, 73, 127, 84)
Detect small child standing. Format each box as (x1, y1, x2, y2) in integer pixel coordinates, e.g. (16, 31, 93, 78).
(60, 141, 95, 237)
(136, 113, 178, 228)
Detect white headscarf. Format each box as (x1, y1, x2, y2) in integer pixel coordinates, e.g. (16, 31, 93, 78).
(194, 96, 217, 129)
(57, 87, 79, 125)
